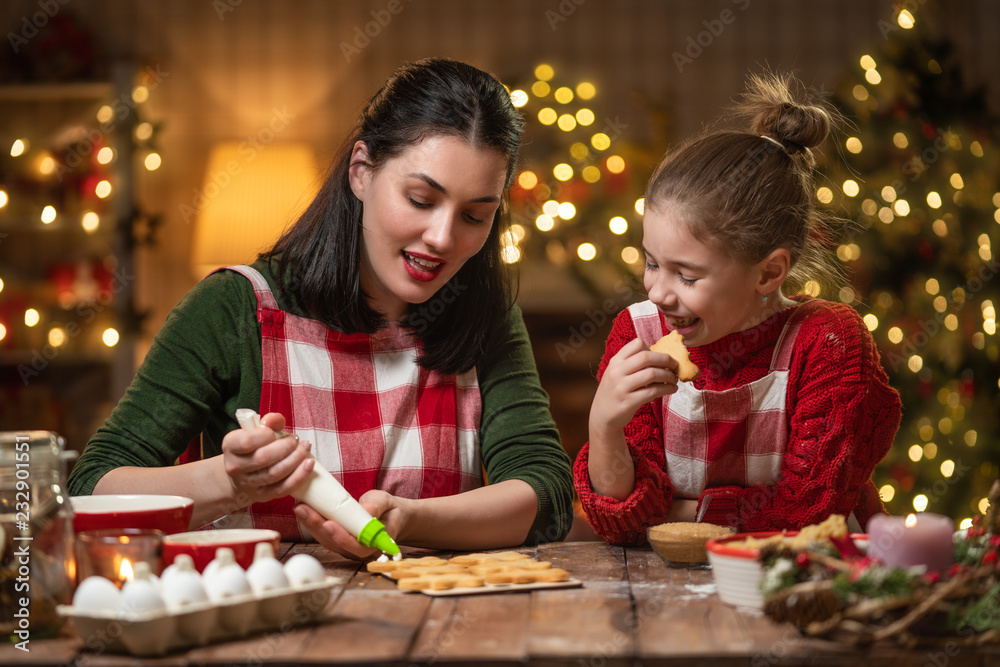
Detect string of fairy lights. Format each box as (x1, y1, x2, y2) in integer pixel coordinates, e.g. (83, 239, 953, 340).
(499, 63, 646, 275)
(0, 78, 160, 353)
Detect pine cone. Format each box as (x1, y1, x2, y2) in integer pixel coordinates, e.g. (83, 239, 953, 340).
(763, 580, 841, 627)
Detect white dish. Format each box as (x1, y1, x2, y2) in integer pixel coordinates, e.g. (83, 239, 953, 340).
(706, 531, 867, 609)
(58, 576, 340, 657)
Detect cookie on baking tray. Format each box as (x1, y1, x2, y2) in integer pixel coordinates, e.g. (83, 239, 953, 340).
(366, 552, 573, 590)
(365, 555, 447, 573)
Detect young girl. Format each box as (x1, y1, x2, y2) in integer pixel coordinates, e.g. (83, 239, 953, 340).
(68, 58, 574, 558)
(575, 73, 902, 545)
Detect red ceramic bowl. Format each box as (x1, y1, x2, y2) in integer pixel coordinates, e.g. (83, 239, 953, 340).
(162, 529, 281, 573)
(71, 494, 194, 535)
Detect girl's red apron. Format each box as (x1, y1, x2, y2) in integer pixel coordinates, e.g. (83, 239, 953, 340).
(219, 265, 484, 539)
(627, 299, 863, 532)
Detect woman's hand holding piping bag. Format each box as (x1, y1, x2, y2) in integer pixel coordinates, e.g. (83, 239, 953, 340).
(221, 411, 315, 506)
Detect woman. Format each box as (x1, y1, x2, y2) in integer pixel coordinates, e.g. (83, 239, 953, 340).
(69, 58, 574, 558)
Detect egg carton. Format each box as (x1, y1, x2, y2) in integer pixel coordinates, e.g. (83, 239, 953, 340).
(57, 576, 340, 657)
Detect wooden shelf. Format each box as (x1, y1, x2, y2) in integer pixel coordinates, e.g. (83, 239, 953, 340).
(0, 64, 139, 446)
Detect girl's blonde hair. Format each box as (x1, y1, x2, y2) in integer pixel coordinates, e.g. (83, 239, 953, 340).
(645, 72, 843, 295)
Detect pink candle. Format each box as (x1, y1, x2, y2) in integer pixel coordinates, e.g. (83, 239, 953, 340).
(867, 512, 955, 573)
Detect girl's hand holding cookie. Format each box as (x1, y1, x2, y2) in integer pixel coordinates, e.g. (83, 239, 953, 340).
(222, 411, 315, 505)
(590, 338, 681, 437)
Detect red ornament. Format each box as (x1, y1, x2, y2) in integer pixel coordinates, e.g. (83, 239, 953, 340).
(848, 557, 874, 582)
(983, 550, 998, 567)
(795, 552, 811, 568)
(831, 535, 865, 561)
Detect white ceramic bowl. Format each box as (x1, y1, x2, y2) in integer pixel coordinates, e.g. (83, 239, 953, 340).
(707, 531, 867, 609)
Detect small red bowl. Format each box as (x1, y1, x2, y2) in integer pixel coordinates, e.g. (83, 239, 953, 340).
(162, 529, 281, 572)
(71, 495, 194, 535)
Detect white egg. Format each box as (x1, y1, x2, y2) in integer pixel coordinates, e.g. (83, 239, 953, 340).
(160, 554, 209, 610)
(204, 549, 252, 602)
(202, 546, 236, 581)
(284, 553, 327, 588)
(246, 542, 290, 595)
(160, 552, 196, 583)
(72, 576, 121, 613)
(116, 562, 166, 617)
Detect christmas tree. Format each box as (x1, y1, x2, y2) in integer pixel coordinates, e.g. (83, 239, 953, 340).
(817, 3, 999, 525)
(502, 64, 656, 302)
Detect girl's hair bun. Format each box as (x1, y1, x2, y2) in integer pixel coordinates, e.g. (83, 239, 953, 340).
(740, 72, 832, 165)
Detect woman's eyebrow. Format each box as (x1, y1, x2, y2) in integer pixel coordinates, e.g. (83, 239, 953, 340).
(407, 172, 500, 203)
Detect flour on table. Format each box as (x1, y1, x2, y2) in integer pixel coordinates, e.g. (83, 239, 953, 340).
(676, 583, 717, 600)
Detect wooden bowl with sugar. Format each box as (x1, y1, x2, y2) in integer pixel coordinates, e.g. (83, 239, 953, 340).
(647, 522, 734, 569)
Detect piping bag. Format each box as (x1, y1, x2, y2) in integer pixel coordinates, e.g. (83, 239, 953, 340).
(235, 409, 401, 559)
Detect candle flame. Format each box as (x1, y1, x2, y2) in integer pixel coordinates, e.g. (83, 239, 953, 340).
(905, 513, 917, 528)
(119, 557, 135, 581)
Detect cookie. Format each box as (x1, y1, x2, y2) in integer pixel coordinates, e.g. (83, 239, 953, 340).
(483, 567, 571, 585)
(467, 560, 553, 576)
(397, 572, 485, 591)
(650, 330, 699, 381)
(365, 555, 447, 574)
(389, 564, 471, 580)
(371, 553, 573, 591)
(447, 551, 530, 566)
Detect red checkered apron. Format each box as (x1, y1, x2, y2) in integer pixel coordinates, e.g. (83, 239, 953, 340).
(628, 299, 822, 500)
(222, 265, 484, 539)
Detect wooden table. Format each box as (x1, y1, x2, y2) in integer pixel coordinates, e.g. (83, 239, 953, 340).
(5, 541, 1000, 666)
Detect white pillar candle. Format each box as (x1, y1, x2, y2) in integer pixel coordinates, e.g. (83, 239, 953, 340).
(867, 512, 955, 573)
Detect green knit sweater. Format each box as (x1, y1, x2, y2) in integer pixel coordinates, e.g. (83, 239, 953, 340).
(69, 259, 574, 544)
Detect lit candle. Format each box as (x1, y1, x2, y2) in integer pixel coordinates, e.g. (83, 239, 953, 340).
(867, 512, 955, 573)
(76, 528, 163, 588)
(117, 557, 135, 583)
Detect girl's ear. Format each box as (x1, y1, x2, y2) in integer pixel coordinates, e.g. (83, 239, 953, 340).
(756, 247, 791, 294)
(348, 141, 370, 201)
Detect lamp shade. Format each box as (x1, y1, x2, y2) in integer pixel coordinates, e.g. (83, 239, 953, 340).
(191, 142, 319, 278)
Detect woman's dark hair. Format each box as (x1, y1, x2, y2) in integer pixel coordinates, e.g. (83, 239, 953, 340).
(263, 58, 524, 374)
(645, 72, 844, 296)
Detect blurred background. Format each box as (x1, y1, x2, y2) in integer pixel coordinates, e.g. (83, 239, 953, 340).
(0, 0, 997, 527)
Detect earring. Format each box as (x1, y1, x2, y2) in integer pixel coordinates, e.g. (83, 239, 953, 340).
(761, 295, 769, 304)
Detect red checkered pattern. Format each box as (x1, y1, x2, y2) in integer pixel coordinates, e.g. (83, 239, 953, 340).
(226, 265, 483, 539)
(628, 300, 819, 499)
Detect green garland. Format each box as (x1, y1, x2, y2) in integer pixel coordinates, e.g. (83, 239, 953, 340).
(758, 507, 1000, 644)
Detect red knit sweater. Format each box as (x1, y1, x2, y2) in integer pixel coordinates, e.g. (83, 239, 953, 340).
(573, 298, 902, 545)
